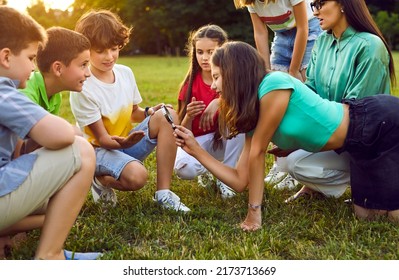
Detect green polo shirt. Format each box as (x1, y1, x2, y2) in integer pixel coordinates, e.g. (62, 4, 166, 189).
(305, 26, 391, 102)
(20, 71, 62, 115)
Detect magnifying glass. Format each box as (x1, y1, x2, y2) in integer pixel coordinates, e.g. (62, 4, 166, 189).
(161, 105, 177, 130)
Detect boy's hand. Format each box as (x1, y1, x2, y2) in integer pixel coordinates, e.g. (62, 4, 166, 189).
(111, 131, 145, 149)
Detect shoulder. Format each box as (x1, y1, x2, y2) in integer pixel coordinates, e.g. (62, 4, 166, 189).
(259, 72, 295, 97)
(20, 72, 44, 98)
(354, 32, 386, 50)
(114, 64, 136, 81)
(352, 32, 389, 61)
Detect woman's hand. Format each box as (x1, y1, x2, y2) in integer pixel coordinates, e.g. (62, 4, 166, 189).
(240, 208, 262, 231)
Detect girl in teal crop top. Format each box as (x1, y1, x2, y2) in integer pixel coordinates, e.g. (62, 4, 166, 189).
(173, 41, 399, 232)
(258, 71, 343, 152)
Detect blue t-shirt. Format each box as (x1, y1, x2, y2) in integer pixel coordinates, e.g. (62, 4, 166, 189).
(258, 71, 343, 152)
(0, 77, 48, 196)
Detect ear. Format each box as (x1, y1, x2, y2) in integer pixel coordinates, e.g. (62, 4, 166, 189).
(51, 61, 63, 77)
(0, 48, 11, 69)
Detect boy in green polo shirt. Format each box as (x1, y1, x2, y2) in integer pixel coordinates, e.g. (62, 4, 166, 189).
(17, 26, 91, 154)
(20, 26, 91, 115)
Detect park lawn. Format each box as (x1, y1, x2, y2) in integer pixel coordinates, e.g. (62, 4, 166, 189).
(11, 53, 399, 260)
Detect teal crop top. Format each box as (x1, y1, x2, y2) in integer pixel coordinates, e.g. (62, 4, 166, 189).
(258, 72, 344, 152)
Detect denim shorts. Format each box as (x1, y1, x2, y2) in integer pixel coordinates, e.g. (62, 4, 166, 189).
(95, 117, 157, 179)
(270, 17, 322, 71)
(337, 95, 399, 211)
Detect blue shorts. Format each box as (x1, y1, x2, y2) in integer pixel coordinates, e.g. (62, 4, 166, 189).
(95, 117, 157, 179)
(270, 17, 321, 71)
(336, 95, 399, 211)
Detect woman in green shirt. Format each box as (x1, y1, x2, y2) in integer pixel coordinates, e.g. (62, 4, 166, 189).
(174, 41, 399, 231)
(282, 0, 396, 202)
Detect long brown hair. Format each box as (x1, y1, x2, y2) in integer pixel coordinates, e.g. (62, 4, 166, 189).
(212, 41, 266, 139)
(178, 24, 228, 150)
(177, 24, 228, 121)
(337, 0, 396, 86)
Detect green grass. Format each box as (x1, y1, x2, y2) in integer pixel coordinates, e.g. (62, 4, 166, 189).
(11, 53, 399, 260)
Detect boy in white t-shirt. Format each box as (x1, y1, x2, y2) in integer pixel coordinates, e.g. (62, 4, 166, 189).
(70, 10, 190, 212)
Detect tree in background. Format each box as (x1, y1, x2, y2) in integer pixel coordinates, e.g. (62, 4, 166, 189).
(17, 0, 399, 54)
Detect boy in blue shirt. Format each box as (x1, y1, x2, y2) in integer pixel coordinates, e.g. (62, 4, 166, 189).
(0, 6, 100, 260)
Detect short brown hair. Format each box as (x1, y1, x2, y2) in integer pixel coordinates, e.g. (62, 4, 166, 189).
(75, 10, 131, 50)
(0, 6, 47, 55)
(37, 27, 91, 73)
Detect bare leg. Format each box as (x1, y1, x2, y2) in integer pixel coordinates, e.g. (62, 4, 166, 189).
(388, 209, 399, 222)
(0, 215, 44, 236)
(353, 204, 388, 220)
(148, 110, 177, 190)
(34, 137, 95, 260)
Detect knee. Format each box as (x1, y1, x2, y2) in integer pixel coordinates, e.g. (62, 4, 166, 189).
(120, 163, 148, 191)
(75, 136, 95, 167)
(174, 163, 197, 180)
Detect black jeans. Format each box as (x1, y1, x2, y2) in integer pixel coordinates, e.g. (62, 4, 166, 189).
(337, 95, 399, 210)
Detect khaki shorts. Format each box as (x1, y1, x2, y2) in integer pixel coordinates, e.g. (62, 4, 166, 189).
(0, 141, 81, 230)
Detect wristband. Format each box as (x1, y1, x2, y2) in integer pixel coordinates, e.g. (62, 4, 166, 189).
(144, 106, 150, 117)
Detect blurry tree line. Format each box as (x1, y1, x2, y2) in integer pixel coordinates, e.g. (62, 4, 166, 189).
(2, 0, 399, 55)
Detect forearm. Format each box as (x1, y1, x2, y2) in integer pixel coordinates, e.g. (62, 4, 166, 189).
(192, 146, 247, 192)
(180, 115, 193, 130)
(289, 27, 308, 74)
(248, 150, 266, 206)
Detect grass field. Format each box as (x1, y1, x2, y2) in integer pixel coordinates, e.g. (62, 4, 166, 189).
(11, 53, 399, 260)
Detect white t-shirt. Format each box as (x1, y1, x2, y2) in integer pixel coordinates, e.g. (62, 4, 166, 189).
(70, 64, 142, 146)
(247, 0, 314, 32)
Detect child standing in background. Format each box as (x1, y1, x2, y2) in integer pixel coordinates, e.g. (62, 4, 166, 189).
(234, 0, 322, 189)
(175, 24, 245, 199)
(70, 10, 190, 212)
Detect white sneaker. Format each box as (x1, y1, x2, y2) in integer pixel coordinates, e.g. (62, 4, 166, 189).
(216, 180, 236, 199)
(91, 178, 117, 207)
(274, 174, 298, 190)
(154, 190, 191, 212)
(264, 163, 287, 185)
(197, 171, 214, 188)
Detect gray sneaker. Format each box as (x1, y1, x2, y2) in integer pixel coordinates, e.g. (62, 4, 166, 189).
(274, 174, 298, 190)
(216, 180, 236, 199)
(264, 163, 287, 185)
(91, 178, 117, 207)
(154, 190, 190, 212)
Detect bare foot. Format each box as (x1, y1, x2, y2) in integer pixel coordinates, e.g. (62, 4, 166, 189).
(0, 232, 27, 259)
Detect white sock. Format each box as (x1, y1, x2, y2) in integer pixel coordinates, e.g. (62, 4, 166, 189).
(155, 189, 170, 199)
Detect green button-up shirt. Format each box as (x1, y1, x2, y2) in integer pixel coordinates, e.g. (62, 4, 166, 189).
(305, 26, 391, 102)
(20, 71, 62, 115)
